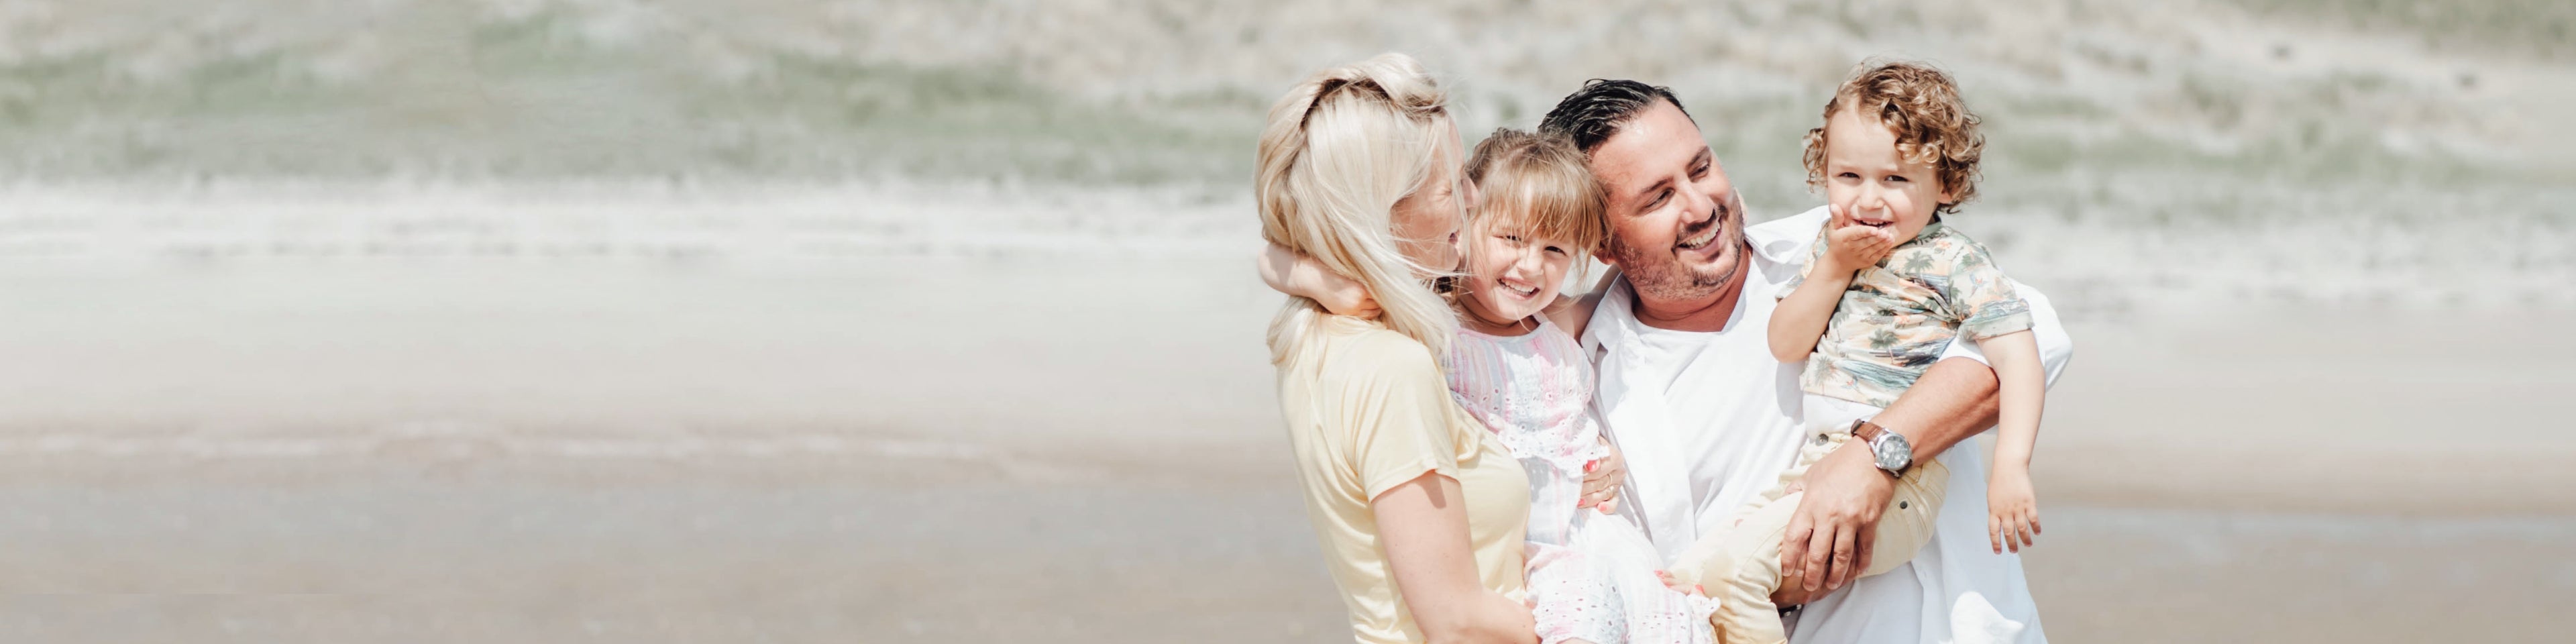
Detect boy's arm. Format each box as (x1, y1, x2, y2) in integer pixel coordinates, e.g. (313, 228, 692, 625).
(1978, 330, 2044, 471)
(1258, 242, 1379, 319)
(1767, 259, 1851, 363)
(1768, 205, 1890, 363)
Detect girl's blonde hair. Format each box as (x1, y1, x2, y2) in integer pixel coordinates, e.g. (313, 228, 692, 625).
(1255, 53, 1458, 366)
(1462, 129, 1607, 274)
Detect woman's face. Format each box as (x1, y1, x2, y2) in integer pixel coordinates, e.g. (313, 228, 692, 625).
(1390, 122, 1468, 276)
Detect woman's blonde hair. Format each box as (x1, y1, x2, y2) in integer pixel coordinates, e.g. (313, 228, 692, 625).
(1255, 53, 1458, 366)
(1462, 129, 1607, 276)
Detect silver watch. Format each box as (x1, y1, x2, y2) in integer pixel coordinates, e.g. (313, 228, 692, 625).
(1849, 419, 1911, 476)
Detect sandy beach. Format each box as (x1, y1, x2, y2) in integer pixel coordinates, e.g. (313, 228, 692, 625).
(4, 238, 2571, 642)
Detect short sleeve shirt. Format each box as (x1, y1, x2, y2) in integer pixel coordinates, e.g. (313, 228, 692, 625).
(1275, 316, 1531, 644)
(1784, 218, 2033, 409)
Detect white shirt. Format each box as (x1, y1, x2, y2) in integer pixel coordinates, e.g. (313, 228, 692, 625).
(1582, 206, 2074, 644)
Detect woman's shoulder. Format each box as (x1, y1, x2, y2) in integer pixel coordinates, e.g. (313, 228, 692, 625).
(1313, 323, 1444, 384)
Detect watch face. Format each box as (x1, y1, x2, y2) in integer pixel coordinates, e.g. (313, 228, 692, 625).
(1872, 435, 1911, 470)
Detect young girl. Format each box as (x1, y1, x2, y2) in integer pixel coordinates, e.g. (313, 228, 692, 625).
(1267, 129, 1715, 644)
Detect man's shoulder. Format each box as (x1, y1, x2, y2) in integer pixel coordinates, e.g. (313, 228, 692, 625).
(1743, 205, 1831, 264)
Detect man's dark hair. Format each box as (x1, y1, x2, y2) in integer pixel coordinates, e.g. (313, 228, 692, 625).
(1539, 79, 1692, 154)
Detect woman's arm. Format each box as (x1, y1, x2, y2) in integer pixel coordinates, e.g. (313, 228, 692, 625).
(1259, 242, 1380, 319)
(1374, 473, 1540, 644)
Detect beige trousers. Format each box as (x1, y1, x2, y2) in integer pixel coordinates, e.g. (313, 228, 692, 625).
(1663, 427, 1949, 644)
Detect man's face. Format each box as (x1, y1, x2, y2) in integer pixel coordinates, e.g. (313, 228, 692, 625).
(1587, 100, 1745, 303)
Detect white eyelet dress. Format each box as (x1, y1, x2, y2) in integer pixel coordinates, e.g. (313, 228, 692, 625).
(1447, 317, 1717, 644)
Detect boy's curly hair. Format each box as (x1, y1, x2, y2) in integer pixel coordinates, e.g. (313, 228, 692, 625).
(1801, 60, 1984, 215)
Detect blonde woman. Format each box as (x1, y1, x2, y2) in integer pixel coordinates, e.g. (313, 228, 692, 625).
(1255, 54, 1537, 644)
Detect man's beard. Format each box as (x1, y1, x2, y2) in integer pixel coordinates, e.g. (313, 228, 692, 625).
(1606, 217, 1745, 304)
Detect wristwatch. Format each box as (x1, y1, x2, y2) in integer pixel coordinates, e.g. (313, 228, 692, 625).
(1849, 419, 1912, 477)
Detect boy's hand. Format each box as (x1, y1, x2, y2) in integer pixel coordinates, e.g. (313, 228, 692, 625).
(1987, 466, 2041, 553)
(1823, 204, 1896, 274)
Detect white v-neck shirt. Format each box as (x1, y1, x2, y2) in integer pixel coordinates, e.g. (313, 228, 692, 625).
(1582, 206, 2073, 644)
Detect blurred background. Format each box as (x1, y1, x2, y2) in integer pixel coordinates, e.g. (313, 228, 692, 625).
(0, 0, 2568, 641)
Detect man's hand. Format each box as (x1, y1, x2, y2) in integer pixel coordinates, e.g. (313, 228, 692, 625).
(1778, 440, 1895, 596)
(1579, 438, 1625, 515)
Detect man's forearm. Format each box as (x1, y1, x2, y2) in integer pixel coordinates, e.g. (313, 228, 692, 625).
(1871, 357, 2002, 462)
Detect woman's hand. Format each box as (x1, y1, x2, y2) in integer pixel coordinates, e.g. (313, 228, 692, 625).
(1258, 242, 1381, 319)
(1579, 437, 1625, 515)
(1987, 466, 2041, 553)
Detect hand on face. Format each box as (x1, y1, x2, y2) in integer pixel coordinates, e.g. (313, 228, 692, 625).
(1824, 203, 1898, 272)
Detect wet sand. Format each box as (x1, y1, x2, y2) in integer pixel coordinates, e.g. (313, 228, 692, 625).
(3, 255, 2572, 642)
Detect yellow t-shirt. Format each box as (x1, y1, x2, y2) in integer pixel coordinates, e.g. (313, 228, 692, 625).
(1275, 317, 1530, 644)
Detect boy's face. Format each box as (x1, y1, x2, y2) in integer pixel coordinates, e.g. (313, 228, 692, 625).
(1459, 207, 1576, 326)
(1822, 108, 1952, 245)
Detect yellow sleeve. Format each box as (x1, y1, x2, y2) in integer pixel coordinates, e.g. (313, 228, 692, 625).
(1332, 334, 1466, 502)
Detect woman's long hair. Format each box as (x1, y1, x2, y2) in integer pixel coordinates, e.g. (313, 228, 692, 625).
(1254, 53, 1457, 367)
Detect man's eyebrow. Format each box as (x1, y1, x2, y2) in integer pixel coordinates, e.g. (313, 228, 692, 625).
(1631, 176, 1674, 205)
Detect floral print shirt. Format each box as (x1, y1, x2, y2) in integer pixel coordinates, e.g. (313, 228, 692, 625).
(1784, 217, 2033, 409)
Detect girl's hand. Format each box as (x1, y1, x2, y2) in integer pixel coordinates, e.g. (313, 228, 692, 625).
(1986, 466, 2041, 554)
(1822, 204, 1896, 275)
(1258, 243, 1381, 319)
(1311, 273, 1381, 320)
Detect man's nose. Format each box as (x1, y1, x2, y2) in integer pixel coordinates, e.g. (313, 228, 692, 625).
(1678, 183, 1717, 227)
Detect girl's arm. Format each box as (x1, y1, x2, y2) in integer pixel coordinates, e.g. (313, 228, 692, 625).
(1258, 242, 1379, 319)
(1538, 266, 1619, 339)
(1980, 329, 2045, 552)
(1373, 473, 1541, 644)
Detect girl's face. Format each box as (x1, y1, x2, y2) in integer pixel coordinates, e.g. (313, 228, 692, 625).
(1821, 108, 1952, 244)
(1458, 205, 1576, 328)
(1391, 122, 1470, 276)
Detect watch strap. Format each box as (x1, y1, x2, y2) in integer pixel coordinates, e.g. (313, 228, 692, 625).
(1849, 419, 1887, 443)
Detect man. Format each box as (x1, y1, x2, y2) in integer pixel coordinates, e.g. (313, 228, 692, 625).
(1542, 80, 2072, 643)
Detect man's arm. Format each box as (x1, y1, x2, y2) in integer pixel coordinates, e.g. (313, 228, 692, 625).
(1774, 358, 1998, 602)
(1772, 282, 2074, 603)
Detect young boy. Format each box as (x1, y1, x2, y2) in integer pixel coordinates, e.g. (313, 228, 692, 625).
(1665, 60, 2048, 644)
